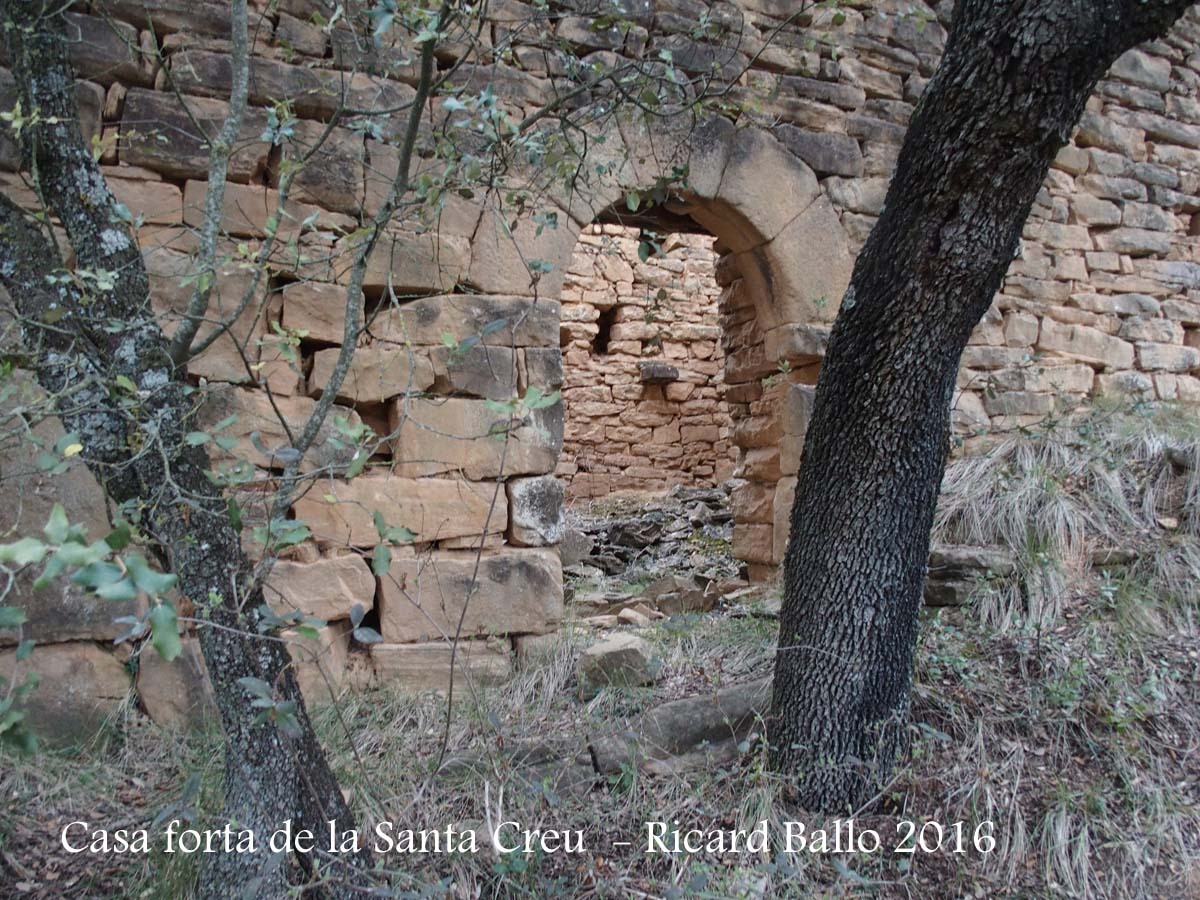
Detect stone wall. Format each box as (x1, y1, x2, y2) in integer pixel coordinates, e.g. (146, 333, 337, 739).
(559, 225, 734, 498)
(4, 0, 1200, 732)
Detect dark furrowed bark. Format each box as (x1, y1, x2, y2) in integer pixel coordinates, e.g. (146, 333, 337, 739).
(769, 0, 1196, 812)
(0, 3, 369, 895)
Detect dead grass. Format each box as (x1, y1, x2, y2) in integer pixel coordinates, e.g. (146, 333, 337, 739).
(3, 404, 1200, 898)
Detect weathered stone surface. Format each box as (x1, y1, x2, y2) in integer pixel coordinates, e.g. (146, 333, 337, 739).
(1097, 370, 1156, 399)
(824, 175, 889, 214)
(309, 346, 435, 404)
(146, 248, 266, 384)
(467, 205, 579, 296)
(578, 633, 657, 698)
(1092, 227, 1173, 256)
(369, 640, 513, 693)
(286, 622, 351, 706)
(370, 295, 559, 348)
(122, 88, 269, 181)
(137, 638, 217, 730)
(389, 397, 562, 479)
(0, 373, 137, 646)
(1110, 48, 1172, 92)
(293, 474, 506, 546)
(430, 344, 517, 400)
(1037, 318, 1135, 369)
(335, 228, 470, 294)
(198, 384, 363, 472)
(1137, 342, 1200, 372)
(265, 554, 376, 621)
(377, 548, 562, 642)
(285, 120, 366, 216)
(0, 643, 129, 744)
(182, 180, 353, 240)
(507, 475, 565, 546)
(777, 125, 865, 177)
(278, 281, 362, 345)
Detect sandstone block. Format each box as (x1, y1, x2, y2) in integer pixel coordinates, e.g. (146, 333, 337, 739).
(1037, 318, 1134, 369)
(1096, 370, 1156, 400)
(467, 204, 579, 296)
(109, 176, 181, 225)
(389, 397, 562, 479)
(265, 554, 376, 622)
(369, 640, 513, 693)
(293, 474, 506, 546)
(279, 282, 362, 345)
(1136, 342, 1200, 372)
(199, 384, 363, 472)
(824, 176, 889, 215)
(0, 373, 136, 646)
(777, 126, 864, 177)
(0, 643, 129, 745)
(308, 346, 435, 404)
(137, 638, 217, 730)
(507, 475, 565, 546)
(732, 522, 774, 565)
(335, 228, 470, 294)
(1111, 48, 1172, 92)
(286, 622, 351, 706)
(430, 345, 518, 400)
(377, 548, 562, 642)
(372, 295, 559, 348)
(1092, 227, 1172, 257)
(772, 476, 797, 563)
(1119, 317, 1184, 343)
(1069, 195, 1121, 227)
(122, 88, 268, 181)
(182, 180, 353, 240)
(578, 634, 657, 699)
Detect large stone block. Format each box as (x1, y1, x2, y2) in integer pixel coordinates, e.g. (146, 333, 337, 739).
(368, 640, 512, 693)
(284, 120, 365, 217)
(182, 181, 354, 241)
(777, 125, 864, 177)
(1037, 318, 1135, 369)
(264, 554, 376, 622)
(429, 344, 518, 400)
(369, 295, 560, 347)
(122, 88, 269, 182)
(0, 643, 129, 745)
(146, 248, 266, 384)
(137, 638, 217, 730)
(0, 373, 136, 647)
(389, 397, 562, 479)
(377, 548, 562, 642)
(506, 475, 565, 546)
(279, 282, 363, 345)
(689, 126, 820, 254)
(335, 228, 469, 294)
(59, 12, 152, 85)
(286, 621, 351, 706)
(736, 196, 854, 328)
(772, 476, 798, 564)
(293, 474, 507, 546)
(467, 204, 579, 296)
(308, 346, 435, 404)
(198, 385, 364, 472)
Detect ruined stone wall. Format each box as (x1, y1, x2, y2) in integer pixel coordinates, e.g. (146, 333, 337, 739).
(4, 0, 1200, 732)
(559, 225, 734, 499)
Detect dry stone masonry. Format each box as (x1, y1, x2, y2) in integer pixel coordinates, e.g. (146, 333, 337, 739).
(559, 225, 735, 498)
(4, 0, 1200, 733)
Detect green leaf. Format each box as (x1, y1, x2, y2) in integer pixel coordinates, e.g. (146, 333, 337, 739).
(96, 578, 138, 602)
(105, 522, 132, 551)
(185, 431, 211, 446)
(237, 676, 273, 699)
(0, 537, 46, 566)
(15, 638, 34, 661)
(372, 544, 391, 576)
(43, 504, 69, 544)
(0, 606, 27, 629)
(148, 603, 182, 662)
(625, 190, 640, 212)
(71, 561, 125, 590)
(126, 555, 178, 596)
(353, 626, 382, 645)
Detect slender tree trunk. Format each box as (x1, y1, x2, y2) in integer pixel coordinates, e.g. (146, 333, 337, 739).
(770, 0, 1195, 812)
(0, 4, 368, 895)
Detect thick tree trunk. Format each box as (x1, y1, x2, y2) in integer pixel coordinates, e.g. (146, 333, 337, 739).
(0, 4, 368, 895)
(770, 0, 1195, 812)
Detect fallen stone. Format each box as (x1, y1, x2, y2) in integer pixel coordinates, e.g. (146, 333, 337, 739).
(0, 643, 129, 745)
(577, 633, 657, 698)
(137, 638, 217, 730)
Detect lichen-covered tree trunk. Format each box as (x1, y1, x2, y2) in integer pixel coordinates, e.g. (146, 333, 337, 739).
(770, 0, 1196, 811)
(0, 3, 367, 896)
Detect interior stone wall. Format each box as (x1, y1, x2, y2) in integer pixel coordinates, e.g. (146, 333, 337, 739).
(559, 224, 735, 499)
(3, 0, 1200, 732)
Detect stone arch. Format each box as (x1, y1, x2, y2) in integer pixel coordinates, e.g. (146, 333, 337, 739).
(535, 114, 857, 578)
